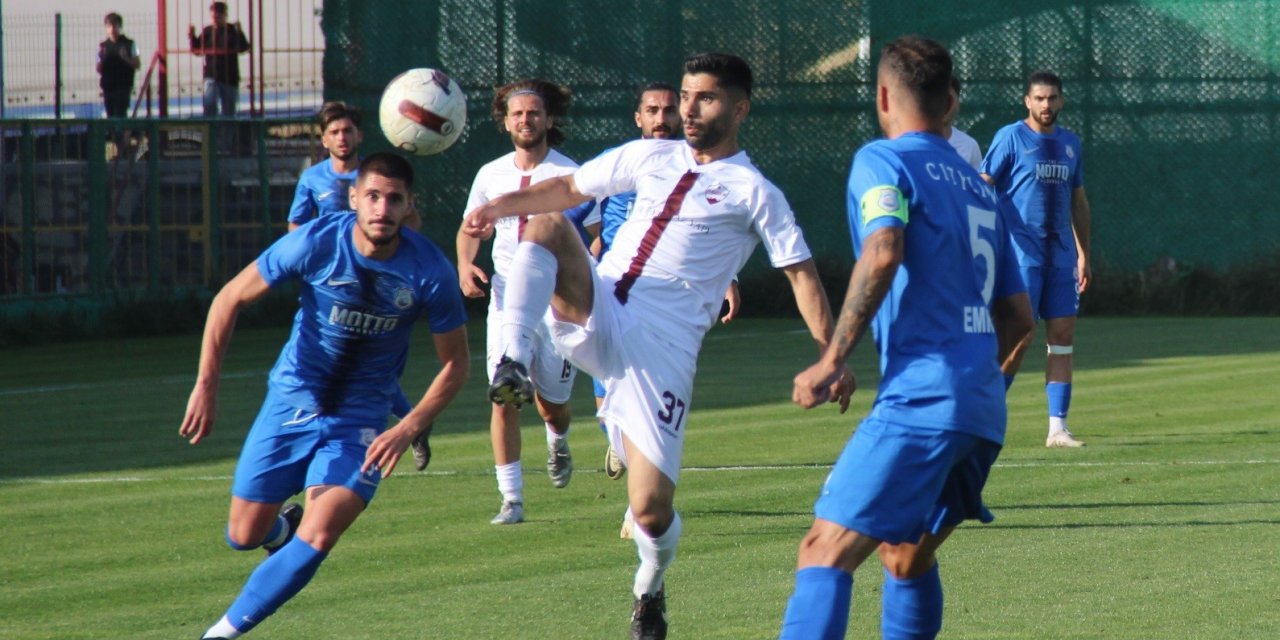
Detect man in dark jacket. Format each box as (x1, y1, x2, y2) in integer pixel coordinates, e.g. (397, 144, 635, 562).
(97, 12, 139, 118)
(189, 1, 250, 117)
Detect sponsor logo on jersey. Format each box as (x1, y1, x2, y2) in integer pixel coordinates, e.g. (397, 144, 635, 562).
(1035, 161, 1070, 183)
(329, 305, 400, 335)
(327, 278, 359, 286)
(1065, 146, 1075, 159)
(704, 182, 729, 204)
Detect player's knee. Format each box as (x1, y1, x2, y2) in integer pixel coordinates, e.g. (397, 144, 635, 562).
(631, 502, 675, 537)
(297, 526, 341, 552)
(225, 525, 261, 551)
(878, 544, 935, 579)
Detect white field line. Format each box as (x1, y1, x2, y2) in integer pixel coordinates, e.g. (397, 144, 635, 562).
(3, 458, 1276, 485)
(0, 330, 808, 398)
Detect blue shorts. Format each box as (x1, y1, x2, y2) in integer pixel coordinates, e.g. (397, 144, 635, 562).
(592, 377, 606, 400)
(1021, 265, 1079, 321)
(814, 418, 1001, 544)
(232, 390, 386, 505)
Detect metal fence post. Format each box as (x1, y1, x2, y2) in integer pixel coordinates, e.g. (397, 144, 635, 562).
(87, 120, 108, 296)
(54, 13, 62, 120)
(146, 120, 161, 290)
(19, 122, 36, 295)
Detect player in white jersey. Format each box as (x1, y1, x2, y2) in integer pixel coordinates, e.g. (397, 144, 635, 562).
(464, 53, 852, 640)
(456, 79, 582, 525)
(945, 77, 983, 170)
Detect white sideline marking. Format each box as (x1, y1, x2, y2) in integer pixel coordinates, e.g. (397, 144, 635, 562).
(3, 458, 1276, 486)
(1, 331, 804, 398)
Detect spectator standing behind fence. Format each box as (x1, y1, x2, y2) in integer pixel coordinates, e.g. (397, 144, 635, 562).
(97, 12, 139, 119)
(189, 1, 250, 117)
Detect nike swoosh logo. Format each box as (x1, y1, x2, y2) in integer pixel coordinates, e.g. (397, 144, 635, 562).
(327, 279, 358, 286)
(1023, 146, 1039, 154)
(317, 191, 333, 200)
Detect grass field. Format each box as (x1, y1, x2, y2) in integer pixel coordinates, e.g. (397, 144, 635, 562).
(2, 316, 1278, 639)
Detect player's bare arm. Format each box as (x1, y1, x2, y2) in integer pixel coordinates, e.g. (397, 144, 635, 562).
(462, 174, 591, 234)
(993, 292, 1035, 372)
(179, 262, 273, 445)
(455, 222, 490, 298)
(793, 227, 903, 409)
(363, 325, 470, 477)
(720, 279, 741, 324)
(1071, 185, 1093, 293)
(782, 258, 855, 413)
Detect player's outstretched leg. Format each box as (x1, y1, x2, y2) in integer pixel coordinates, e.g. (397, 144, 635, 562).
(880, 564, 943, 639)
(546, 422, 573, 488)
(489, 356, 533, 408)
(200, 536, 328, 639)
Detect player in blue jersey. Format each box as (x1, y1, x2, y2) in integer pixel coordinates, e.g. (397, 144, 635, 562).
(981, 70, 1094, 448)
(778, 36, 1034, 640)
(180, 152, 470, 639)
(287, 102, 363, 230)
(287, 102, 433, 468)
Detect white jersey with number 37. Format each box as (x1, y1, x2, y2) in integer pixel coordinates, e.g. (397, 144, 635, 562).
(574, 139, 811, 355)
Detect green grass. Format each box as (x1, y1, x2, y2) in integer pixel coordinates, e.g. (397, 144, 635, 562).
(1, 317, 1278, 639)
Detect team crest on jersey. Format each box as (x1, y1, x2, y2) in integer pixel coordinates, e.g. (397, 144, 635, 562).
(1065, 146, 1075, 159)
(704, 182, 729, 204)
(393, 287, 414, 310)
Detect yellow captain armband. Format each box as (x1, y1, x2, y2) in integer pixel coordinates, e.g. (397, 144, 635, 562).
(859, 185, 908, 226)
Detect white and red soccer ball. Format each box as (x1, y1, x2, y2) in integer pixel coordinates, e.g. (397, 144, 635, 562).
(379, 68, 467, 155)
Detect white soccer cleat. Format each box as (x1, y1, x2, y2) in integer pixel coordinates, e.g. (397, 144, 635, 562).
(1046, 430, 1086, 448)
(490, 500, 524, 525)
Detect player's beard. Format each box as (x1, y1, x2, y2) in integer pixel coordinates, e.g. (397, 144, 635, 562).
(331, 147, 356, 162)
(358, 219, 400, 246)
(684, 116, 728, 150)
(511, 128, 547, 150)
(1033, 108, 1060, 128)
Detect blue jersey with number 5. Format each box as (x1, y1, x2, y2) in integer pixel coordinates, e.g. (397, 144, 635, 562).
(847, 132, 1025, 443)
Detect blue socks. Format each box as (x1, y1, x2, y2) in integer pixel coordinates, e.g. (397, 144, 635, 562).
(222, 536, 328, 634)
(1046, 382, 1072, 418)
(779, 566, 853, 639)
(881, 564, 943, 639)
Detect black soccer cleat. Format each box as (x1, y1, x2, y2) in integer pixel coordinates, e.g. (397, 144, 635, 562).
(264, 502, 303, 556)
(630, 588, 668, 640)
(488, 356, 534, 408)
(411, 424, 433, 471)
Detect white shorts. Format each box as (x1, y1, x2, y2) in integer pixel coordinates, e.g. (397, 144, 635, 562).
(487, 275, 577, 405)
(546, 267, 697, 484)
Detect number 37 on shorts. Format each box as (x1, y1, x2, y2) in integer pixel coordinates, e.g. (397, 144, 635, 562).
(657, 390, 687, 434)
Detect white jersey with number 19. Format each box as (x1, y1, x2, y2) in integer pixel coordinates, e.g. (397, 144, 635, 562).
(574, 139, 811, 356)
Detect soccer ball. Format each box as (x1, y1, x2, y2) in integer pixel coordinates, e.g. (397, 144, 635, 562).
(379, 68, 467, 155)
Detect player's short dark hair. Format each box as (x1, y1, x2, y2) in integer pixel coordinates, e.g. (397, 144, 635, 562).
(878, 35, 953, 121)
(683, 53, 753, 98)
(950, 75, 962, 97)
(634, 82, 677, 111)
(1025, 70, 1063, 95)
(358, 152, 414, 189)
(491, 78, 572, 147)
(104, 12, 123, 28)
(317, 101, 362, 131)
(210, 2, 228, 14)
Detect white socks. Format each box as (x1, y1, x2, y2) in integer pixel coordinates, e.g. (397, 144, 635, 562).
(202, 616, 242, 639)
(546, 422, 568, 448)
(495, 461, 523, 504)
(632, 512, 682, 597)
(1049, 416, 1068, 434)
(501, 243, 558, 366)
